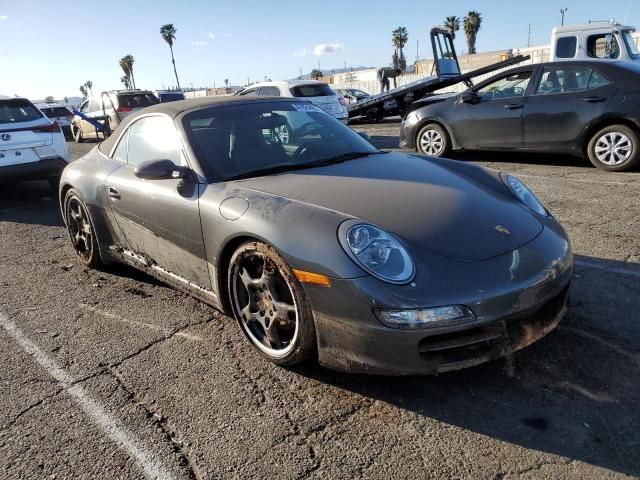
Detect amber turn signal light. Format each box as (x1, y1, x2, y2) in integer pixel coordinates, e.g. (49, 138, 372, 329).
(292, 269, 331, 287)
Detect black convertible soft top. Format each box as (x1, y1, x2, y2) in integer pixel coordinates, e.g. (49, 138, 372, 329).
(99, 96, 295, 154)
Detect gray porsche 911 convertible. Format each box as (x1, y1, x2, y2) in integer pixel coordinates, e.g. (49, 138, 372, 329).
(59, 96, 573, 375)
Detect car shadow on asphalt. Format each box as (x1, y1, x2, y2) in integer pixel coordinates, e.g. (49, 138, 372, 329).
(291, 257, 640, 477)
(0, 180, 63, 227)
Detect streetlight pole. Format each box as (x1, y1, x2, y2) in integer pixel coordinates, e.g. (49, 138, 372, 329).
(560, 8, 568, 26)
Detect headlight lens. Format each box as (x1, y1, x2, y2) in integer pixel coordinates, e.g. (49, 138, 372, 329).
(376, 305, 476, 329)
(503, 174, 547, 216)
(343, 223, 415, 284)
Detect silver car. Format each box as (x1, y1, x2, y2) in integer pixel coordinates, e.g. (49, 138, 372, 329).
(59, 97, 573, 375)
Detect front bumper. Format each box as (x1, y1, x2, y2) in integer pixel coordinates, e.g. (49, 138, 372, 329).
(0, 157, 68, 181)
(304, 223, 573, 375)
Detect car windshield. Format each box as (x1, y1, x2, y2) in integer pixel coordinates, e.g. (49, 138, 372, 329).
(623, 30, 640, 59)
(289, 84, 334, 97)
(118, 93, 160, 108)
(183, 101, 379, 182)
(158, 93, 185, 102)
(0, 99, 43, 124)
(41, 107, 72, 117)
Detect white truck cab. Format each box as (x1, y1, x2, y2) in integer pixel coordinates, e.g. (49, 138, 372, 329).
(550, 21, 640, 64)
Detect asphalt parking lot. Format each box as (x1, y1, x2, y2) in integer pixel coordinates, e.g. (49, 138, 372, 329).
(1, 122, 640, 479)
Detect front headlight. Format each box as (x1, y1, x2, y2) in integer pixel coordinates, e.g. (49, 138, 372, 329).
(502, 173, 547, 216)
(340, 222, 415, 284)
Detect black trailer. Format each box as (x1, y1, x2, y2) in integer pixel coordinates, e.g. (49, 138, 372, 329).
(347, 28, 530, 121)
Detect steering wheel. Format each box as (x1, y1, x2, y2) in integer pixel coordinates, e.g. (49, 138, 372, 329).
(292, 141, 325, 161)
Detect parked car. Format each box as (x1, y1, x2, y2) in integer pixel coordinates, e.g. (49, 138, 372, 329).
(59, 96, 572, 375)
(70, 89, 159, 143)
(154, 90, 186, 103)
(235, 80, 349, 128)
(35, 102, 73, 138)
(401, 61, 640, 171)
(0, 96, 69, 189)
(335, 88, 371, 104)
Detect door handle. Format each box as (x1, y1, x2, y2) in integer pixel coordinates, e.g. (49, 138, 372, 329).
(107, 187, 121, 200)
(581, 96, 607, 103)
(504, 103, 524, 110)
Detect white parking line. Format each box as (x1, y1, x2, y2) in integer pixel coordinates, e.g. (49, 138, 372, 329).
(79, 303, 203, 342)
(575, 259, 640, 278)
(0, 314, 177, 480)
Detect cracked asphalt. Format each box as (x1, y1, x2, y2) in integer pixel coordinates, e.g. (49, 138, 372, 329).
(1, 123, 639, 479)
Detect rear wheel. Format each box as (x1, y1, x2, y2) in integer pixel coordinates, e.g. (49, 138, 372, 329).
(73, 125, 84, 143)
(587, 124, 640, 172)
(416, 123, 450, 157)
(228, 242, 316, 366)
(63, 189, 101, 267)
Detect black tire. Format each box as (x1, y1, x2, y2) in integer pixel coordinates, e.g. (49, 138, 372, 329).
(227, 241, 316, 366)
(587, 124, 640, 172)
(73, 125, 84, 143)
(48, 176, 60, 193)
(416, 123, 451, 157)
(63, 188, 102, 268)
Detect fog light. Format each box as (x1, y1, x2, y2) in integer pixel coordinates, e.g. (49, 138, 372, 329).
(375, 305, 476, 329)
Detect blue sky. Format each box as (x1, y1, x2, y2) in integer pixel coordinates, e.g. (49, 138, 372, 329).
(0, 0, 638, 99)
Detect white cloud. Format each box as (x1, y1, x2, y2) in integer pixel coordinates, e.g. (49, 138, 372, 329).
(293, 48, 307, 58)
(0, 16, 8, 21)
(313, 42, 342, 56)
(208, 32, 232, 39)
(192, 40, 208, 47)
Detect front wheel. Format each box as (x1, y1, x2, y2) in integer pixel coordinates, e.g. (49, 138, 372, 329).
(587, 125, 640, 172)
(416, 123, 450, 157)
(73, 125, 84, 143)
(228, 242, 316, 366)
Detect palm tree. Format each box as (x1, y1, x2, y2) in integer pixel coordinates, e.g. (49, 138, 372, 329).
(443, 16, 461, 40)
(119, 57, 131, 88)
(224, 78, 229, 88)
(120, 75, 130, 89)
(160, 24, 181, 89)
(463, 11, 482, 54)
(392, 26, 409, 71)
(79, 85, 87, 99)
(84, 81, 93, 97)
(123, 55, 136, 89)
(310, 68, 322, 79)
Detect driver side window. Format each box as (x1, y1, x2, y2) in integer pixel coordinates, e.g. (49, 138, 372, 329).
(476, 71, 532, 101)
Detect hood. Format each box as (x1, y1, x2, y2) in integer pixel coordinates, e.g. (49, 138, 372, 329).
(237, 152, 543, 262)
(413, 92, 457, 108)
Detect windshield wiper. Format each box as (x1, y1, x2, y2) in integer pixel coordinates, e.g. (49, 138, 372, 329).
(226, 151, 384, 181)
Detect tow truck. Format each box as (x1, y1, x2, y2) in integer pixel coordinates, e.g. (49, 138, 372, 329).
(347, 28, 530, 121)
(549, 20, 639, 63)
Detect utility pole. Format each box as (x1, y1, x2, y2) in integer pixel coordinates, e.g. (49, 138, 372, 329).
(343, 61, 347, 72)
(527, 24, 531, 47)
(299, 67, 302, 79)
(560, 8, 568, 26)
(416, 39, 419, 64)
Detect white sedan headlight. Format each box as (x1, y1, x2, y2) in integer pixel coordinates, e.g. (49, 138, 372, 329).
(341, 223, 415, 284)
(502, 173, 548, 216)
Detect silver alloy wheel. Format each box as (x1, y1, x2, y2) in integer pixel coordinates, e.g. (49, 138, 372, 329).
(419, 128, 444, 155)
(594, 131, 632, 166)
(231, 252, 299, 358)
(65, 196, 93, 262)
(274, 124, 290, 144)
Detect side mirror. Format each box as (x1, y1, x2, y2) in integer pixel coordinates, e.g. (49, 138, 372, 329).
(460, 91, 479, 104)
(134, 159, 190, 180)
(357, 131, 371, 142)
